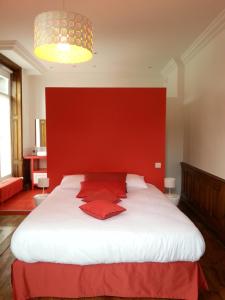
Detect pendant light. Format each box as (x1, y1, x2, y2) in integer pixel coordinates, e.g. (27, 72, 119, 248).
(34, 10, 93, 64)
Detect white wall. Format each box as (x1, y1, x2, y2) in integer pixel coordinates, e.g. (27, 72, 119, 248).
(166, 98, 183, 193)
(183, 29, 225, 179)
(163, 63, 184, 193)
(22, 70, 34, 155)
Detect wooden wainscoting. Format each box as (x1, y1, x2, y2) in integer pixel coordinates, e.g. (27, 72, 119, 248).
(181, 162, 225, 244)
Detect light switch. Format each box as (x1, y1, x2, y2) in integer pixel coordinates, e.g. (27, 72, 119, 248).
(155, 162, 161, 169)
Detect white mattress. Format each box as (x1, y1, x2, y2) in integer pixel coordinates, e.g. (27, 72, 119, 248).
(11, 184, 205, 265)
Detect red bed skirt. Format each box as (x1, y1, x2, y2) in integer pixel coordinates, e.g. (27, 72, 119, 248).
(11, 260, 207, 300)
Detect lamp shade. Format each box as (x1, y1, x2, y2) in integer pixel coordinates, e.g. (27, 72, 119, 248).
(34, 11, 93, 64)
(164, 177, 176, 189)
(38, 177, 49, 188)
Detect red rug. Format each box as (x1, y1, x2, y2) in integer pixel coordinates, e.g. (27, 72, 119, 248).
(0, 189, 37, 215)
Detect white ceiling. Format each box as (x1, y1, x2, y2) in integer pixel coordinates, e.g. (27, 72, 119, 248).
(0, 0, 224, 78)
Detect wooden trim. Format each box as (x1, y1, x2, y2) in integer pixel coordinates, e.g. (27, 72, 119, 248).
(181, 162, 225, 245)
(0, 54, 23, 177)
(0, 53, 21, 71)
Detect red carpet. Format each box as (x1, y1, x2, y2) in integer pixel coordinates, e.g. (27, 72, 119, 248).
(0, 189, 37, 215)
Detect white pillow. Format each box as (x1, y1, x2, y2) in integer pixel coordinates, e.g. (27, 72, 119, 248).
(126, 174, 148, 189)
(60, 175, 84, 189)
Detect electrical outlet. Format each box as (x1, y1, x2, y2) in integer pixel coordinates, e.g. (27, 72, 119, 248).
(155, 162, 161, 169)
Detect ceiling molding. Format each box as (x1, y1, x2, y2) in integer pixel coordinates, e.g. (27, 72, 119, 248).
(161, 58, 177, 78)
(181, 9, 225, 64)
(0, 40, 46, 75)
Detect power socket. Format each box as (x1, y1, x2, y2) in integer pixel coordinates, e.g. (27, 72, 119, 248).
(155, 162, 161, 169)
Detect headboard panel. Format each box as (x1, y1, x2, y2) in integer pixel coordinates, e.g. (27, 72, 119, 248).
(46, 88, 166, 190)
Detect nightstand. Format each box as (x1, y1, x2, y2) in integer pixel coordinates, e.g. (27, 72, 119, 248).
(33, 193, 48, 206)
(165, 194, 180, 206)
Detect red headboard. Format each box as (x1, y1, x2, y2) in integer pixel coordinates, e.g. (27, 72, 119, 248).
(46, 88, 166, 190)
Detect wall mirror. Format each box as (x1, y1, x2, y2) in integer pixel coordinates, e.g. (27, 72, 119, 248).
(35, 119, 46, 148)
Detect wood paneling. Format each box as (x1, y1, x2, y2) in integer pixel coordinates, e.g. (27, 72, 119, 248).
(181, 162, 225, 244)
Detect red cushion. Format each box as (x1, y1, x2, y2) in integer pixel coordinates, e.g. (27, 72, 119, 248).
(85, 172, 126, 182)
(76, 181, 127, 198)
(79, 200, 126, 220)
(82, 188, 120, 203)
(0, 177, 23, 203)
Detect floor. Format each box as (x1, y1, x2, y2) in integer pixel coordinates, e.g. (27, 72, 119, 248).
(0, 206, 225, 300)
(0, 215, 25, 299)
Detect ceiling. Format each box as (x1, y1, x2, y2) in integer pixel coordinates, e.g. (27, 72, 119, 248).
(0, 0, 224, 78)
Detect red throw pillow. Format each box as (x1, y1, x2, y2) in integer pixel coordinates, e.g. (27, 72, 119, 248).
(85, 172, 126, 182)
(82, 188, 120, 203)
(76, 180, 127, 198)
(79, 200, 126, 220)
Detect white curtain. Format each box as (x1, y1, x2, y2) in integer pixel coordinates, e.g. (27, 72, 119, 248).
(0, 73, 12, 179)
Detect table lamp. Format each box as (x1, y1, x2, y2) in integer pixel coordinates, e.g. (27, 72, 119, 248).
(38, 177, 49, 194)
(164, 177, 176, 197)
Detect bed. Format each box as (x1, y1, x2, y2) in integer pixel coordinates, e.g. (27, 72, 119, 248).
(11, 182, 207, 300)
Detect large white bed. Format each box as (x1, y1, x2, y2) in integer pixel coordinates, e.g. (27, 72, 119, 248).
(11, 184, 205, 265)
(11, 183, 208, 300)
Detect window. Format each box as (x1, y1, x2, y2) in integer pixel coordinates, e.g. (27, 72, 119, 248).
(0, 69, 12, 179)
(0, 54, 23, 178)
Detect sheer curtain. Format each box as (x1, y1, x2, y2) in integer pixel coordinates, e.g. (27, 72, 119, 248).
(0, 72, 12, 179)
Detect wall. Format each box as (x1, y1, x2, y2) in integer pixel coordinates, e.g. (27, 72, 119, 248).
(22, 70, 34, 156)
(22, 71, 164, 153)
(183, 28, 225, 179)
(162, 21, 225, 190)
(162, 61, 184, 193)
(22, 70, 182, 192)
(46, 88, 166, 190)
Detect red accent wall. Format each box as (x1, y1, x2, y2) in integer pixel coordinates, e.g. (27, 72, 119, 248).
(46, 88, 166, 190)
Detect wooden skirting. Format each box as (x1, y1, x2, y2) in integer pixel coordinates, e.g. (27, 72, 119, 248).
(181, 162, 225, 244)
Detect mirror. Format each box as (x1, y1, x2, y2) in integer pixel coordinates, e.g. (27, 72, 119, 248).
(35, 119, 46, 148)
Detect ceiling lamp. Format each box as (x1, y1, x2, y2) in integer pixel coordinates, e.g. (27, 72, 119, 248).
(34, 11, 93, 64)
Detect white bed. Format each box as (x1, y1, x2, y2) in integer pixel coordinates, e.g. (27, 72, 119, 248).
(11, 184, 205, 265)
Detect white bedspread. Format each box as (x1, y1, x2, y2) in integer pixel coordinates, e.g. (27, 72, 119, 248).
(11, 185, 205, 265)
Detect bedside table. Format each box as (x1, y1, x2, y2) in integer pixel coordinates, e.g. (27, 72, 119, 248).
(33, 193, 48, 206)
(165, 194, 180, 206)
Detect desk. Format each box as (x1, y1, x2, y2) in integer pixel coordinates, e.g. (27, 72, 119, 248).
(24, 156, 47, 189)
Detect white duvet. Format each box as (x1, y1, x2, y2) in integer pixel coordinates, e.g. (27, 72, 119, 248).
(11, 185, 205, 265)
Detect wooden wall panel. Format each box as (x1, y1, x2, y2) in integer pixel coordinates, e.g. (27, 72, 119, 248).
(181, 162, 225, 244)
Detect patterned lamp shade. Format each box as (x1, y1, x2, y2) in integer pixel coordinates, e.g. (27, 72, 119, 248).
(34, 11, 93, 64)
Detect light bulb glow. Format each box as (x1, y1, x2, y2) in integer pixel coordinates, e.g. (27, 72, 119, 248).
(57, 43, 70, 51)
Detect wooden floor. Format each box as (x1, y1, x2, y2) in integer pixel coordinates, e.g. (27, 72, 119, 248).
(0, 208, 225, 300)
